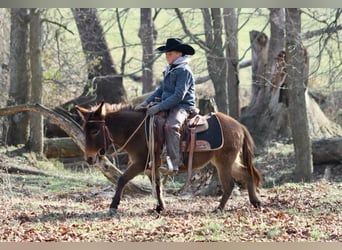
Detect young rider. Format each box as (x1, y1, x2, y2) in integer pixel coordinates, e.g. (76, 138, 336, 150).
(135, 38, 196, 175)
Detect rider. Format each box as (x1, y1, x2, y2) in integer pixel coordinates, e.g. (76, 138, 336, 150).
(135, 38, 196, 175)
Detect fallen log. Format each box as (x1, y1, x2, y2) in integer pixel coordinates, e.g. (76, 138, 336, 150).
(0, 104, 146, 194)
(44, 137, 83, 158)
(312, 137, 342, 164)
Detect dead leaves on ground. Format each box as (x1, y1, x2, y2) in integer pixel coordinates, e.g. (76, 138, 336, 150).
(0, 180, 341, 242)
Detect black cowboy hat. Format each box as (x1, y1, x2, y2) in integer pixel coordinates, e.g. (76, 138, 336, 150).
(156, 38, 195, 55)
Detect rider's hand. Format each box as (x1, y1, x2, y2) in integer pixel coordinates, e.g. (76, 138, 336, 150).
(146, 104, 161, 116)
(135, 101, 148, 111)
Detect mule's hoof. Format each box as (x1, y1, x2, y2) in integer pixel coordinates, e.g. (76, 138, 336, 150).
(155, 205, 164, 214)
(108, 208, 117, 216)
(212, 208, 223, 214)
(251, 200, 261, 208)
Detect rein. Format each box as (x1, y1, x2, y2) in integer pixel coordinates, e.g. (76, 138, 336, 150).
(87, 114, 148, 156)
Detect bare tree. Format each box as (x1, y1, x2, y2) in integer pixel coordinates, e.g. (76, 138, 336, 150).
(28, 8, 43, 155)
(224, 8, 240, 119)
(201, 8, 228, 114)
(175, 8, 228, 114)
(5, 8, 30, 146)
(285, 8, 313, 182)
(240, 9, 341, 147)
(138, 8, 155, 93)
(71, 8, 126, 105)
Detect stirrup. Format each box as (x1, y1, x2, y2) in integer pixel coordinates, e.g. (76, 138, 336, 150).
(159, 165, 178, 175)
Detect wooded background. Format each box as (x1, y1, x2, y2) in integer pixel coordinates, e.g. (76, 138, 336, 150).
(0, 8, 341, 187)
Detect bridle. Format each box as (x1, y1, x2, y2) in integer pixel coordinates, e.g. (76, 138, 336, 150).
(85, 115, 148, 157)
(86, 119, 113, 157)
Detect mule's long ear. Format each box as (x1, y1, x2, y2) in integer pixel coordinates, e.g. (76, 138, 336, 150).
(94, 101, 106, 118)
(75, 105, 88, 123)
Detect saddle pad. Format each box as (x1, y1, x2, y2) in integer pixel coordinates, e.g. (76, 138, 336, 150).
(188, 113, 223, 151)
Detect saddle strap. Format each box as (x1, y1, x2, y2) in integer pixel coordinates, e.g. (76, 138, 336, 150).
(185, 127, 196, 188)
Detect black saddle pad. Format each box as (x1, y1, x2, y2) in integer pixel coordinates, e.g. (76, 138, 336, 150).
(192, 113, 223, 150)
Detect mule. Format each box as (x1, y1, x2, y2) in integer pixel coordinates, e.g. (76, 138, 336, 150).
(76, 102, 262, 215)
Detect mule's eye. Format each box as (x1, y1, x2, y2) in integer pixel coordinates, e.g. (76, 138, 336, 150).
(90, 129, 100, 136)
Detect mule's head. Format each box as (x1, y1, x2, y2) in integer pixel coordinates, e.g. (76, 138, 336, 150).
(76, 102, 110, 165)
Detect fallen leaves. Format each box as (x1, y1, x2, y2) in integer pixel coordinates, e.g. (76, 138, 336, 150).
(1, 171, 341, 242)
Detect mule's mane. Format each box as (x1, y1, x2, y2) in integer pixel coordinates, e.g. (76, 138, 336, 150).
(90, 102, 135, 115)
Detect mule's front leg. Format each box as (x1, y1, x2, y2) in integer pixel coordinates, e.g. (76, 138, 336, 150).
(108, 176, 126, 216)
(108, 162, 144, 216)
(148, 171, 166, 213)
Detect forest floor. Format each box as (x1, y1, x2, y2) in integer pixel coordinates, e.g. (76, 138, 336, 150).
(0, 144, 341, 242)
(0, 74, 340, 243)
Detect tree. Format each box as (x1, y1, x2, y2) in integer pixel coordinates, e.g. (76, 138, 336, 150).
(285, 8, 313, 182)
(240, 9, 341, 147)
(175, 8, 228, 114)
(201, 8, 228, 114)
(5, 8, 30, 146)
(223, 8, 240, 119)
(138, 8, 155, 94)
(44, 8, 129, 137)
(0, 9, 10, 141)
(28, 8, 43, 155)
(71, 8, 126, 105)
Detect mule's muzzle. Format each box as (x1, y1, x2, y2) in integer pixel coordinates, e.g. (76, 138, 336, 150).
(87, 156, 96, 165)
(86, 148, 105, 165)
(99, 148, 106, 156)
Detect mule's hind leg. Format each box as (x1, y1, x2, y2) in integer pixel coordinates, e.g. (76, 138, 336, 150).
(231, 163, 261, 208)
(214, 159, 236, 211)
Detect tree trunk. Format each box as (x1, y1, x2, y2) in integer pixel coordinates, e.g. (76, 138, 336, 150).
(138, 8, 155, 94)
(5, 8, 30, 146)
(71, 8, 126, 105)
(240, 31, 341, 147)
(266, 8, 285, 82)
(285, 8, 313, 182)
(201, 8, 228, 114)
(29, 8, 43, 155)
(0, 10, 10, 107)
(44, 8, 129, 138)
(223, 8, 240, 119)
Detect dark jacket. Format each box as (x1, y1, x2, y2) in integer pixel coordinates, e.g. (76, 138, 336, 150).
(145, 63, 195, 110)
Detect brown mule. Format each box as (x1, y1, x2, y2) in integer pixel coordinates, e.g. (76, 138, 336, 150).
(76, 102, 262, 215)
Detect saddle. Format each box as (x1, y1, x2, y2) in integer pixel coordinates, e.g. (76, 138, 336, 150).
(145, 111, 224, 176)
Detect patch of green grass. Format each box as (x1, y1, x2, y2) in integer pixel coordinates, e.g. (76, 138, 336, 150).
(266, 227, 282, 239)
(310, 230, 323, 241)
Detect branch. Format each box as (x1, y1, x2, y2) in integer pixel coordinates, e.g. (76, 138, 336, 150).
(301, 24, 342, 40)
(239, 59, 252, 68)
(174, 8, 209, 52)
(41, 18, 74, 35)
(0, 103, 84, 150)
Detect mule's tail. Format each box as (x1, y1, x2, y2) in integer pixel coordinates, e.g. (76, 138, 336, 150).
(242, 126, 262, 188)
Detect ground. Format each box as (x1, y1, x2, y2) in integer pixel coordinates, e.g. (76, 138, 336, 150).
(0, 145, 341, 242)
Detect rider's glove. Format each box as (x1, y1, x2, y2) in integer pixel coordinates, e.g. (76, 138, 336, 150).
(135, 101, 148, 111)
(146, 104, 161, 116)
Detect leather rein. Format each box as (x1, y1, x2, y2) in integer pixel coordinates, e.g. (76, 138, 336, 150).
(86, 115, 148, 156)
